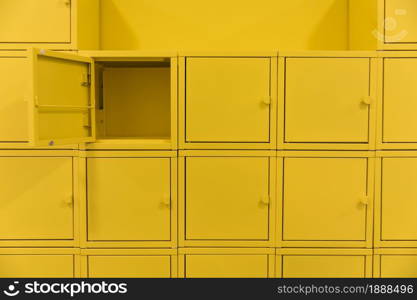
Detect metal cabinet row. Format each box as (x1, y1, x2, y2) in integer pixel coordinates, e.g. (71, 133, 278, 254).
(3, 50, 417, 150)
(1, 150, 416, 249)
(1, 248, 416, 278)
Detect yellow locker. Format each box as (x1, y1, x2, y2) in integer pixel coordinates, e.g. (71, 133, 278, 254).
(0, 248, 78, 278)
(82, 151, 177, 248)
(179, 53, 277, 149)
(0, 150, 77, 247)
(277, 249, 373, 278)
(379, 55, 417, 148)
(279, 151, 374, 248)
(279, 52, 376, 150)
(375, 152, 417, 247)
(374, 249, 417, 278)
(0, 53, 28, 143)
(0, 49, 178, 149)
(179, 151, 276, 247)
(0, 0, 99, 50)
(178, 248, 274, 278)
(81, 249, 177, 278)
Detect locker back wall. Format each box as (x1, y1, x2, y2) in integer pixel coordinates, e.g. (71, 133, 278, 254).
(0, 0, 417, 278)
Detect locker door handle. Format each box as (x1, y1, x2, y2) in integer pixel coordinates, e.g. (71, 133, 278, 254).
(361, 96, 372, 105)
(160, 196, 171, 208)
(359, 196, 369, 206)
(261, 96, 271, 105)
(64, 196, 73, 207)
(259, 196, 270, 206)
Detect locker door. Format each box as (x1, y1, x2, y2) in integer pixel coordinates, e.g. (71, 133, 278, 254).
(380, 255, 417, 278)
(0, 55, 28, 142)
(185, 255, 269, 278)
(381, 158, 417, 240)
(87, 158, 171, 241)
(29, 48, 95, 146)
(383, 58, 417, 142)
(385, 0, 417, 43)
(88, 256, 171, 278)
(282, 255, 366, 278)
(283, 157, 368, 241)
(0, 255, 74, 278)
(0, 0, 71, 43)
(186, 57, 271, 143)
(185, 157, 270, 240)
(285, 58, 370, 143)
(0, 157, 73, 239)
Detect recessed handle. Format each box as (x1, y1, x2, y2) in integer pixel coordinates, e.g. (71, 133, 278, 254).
(361, 96, 372, 105)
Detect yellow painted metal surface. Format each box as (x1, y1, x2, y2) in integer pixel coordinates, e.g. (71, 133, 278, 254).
(0, 156, 73, 240)
(30, 49, 95, 146)
(383, 58, 417, 142)
(87, 158, 171, 241)
(185, 57, 271, 143)
(282, 255, 366, 278)
(4, 0, 417, 278)
(380, 255, 417, 278)
(284, 58, 370, 143)
(184, 156, 270, 241)
(100, 65, 170, 139)
(88, 256, 172, 278)
(184, 255, 269, 278)
(385, 0, 417, 44)
(0, 255, 74, 278)
(100, 0, 348, 51)
(0, 54, 28, 142)
(381, 158, 417, 241)
(0, 0, 71, 44)
(282, 157, 369, 242)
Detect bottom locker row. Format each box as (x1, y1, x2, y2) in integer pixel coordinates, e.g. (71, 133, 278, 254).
(0, 249, 416, 278)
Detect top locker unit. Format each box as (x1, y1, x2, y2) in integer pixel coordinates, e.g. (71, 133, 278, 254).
(0, 0, 99, 50)
(349, 0, 417, 50)
(2, 49, 178, 149)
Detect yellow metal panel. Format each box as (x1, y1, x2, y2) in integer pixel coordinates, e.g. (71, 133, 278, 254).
(282, 255, 367, 278)
(185, 57, 271, 143)
(381, 158, 417, 240)
(0, 156, 73, 239)
(88, 255, 172, 278)
(380, 255, 417, 278)
(184, 255, 269, 278)
(101, 67, 170, 139)
(0, 0, 71, 44)
(185, 156, 270, 240)
(0, 54, 28, 142)
(30, 49, 95, 146)
(284, 57, 370, 143)
(383, 58, 417, 142)
(87, 158, 171, 241)
(0, 255, 74, 278)
(385, 0, 417, 44)
(348, 0, 378, 50)
(100, 0, 348, 51)
(283, 157, 368, 241)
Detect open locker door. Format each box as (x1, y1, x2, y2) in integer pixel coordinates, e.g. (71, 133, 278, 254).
(28, 48, 96, 146)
